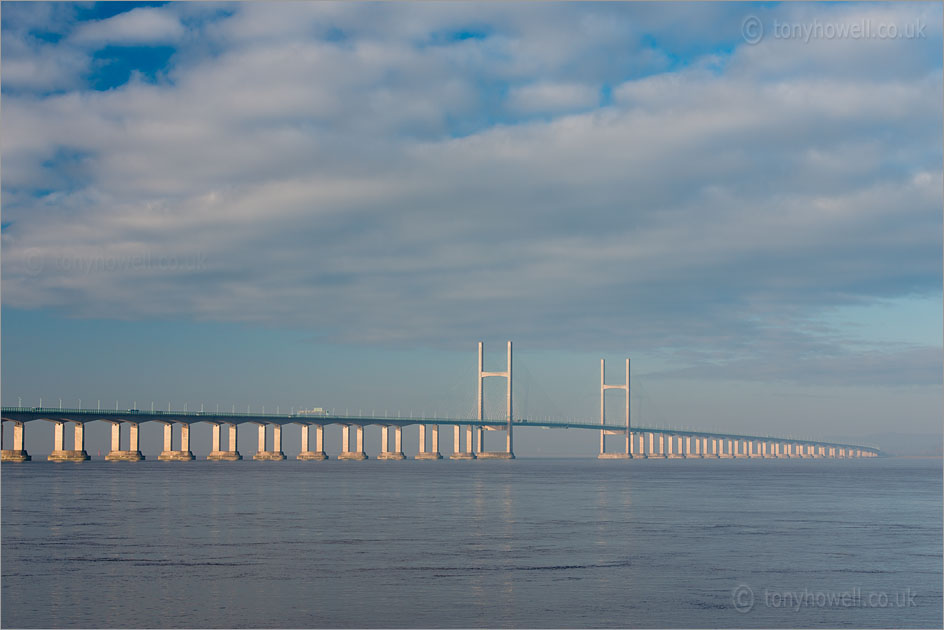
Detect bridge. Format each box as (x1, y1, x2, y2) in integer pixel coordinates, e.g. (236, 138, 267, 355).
(1, 342, 881, 462)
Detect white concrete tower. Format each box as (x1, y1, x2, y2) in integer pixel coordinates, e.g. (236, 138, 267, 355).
(475, 341, 515, 459)
(599, 358, 631, 459)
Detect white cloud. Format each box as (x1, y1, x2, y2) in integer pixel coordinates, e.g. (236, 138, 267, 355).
(506, 81, 598, 114)
(1, 2, 941, 386)
(70, 7, 185, 46)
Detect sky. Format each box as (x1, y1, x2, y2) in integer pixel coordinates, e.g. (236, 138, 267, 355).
(1, 1, 941, 457)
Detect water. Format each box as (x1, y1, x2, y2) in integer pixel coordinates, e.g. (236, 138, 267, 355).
(2, 458, 941, 628)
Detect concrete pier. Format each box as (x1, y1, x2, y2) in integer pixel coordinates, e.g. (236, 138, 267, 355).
(1, 420, 31, 462)
(749, 440, 763, 458)
(704, 437, 719, 458)
(648, 432, 666, 458)
(297, 424, 328, 460)
(666, 434, 682, 458)
(49, 421, 90, 461)
(253, 423, 286, 460)
(477, 451, 515, 459)
(378, 425, 406, 460)
(209, 423, 242, 460)
(105, 421, 145, 461)
(634, 433, 647, 458)
(450, 424, 476, 459)
(415, 424, 442, 459)
(339, 424, 368, 460)
(157, 422, 195, 461)
(734, 439, 748, 458)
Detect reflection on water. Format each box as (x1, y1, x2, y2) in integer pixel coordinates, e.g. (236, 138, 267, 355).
(2, 459, 941, 628)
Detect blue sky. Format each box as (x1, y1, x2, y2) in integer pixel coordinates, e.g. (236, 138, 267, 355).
(2, 2, 941, 456)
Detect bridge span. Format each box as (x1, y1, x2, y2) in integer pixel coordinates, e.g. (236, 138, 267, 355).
(1, 342, 881, 462)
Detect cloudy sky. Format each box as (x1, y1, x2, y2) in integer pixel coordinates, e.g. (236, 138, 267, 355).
(2, 1, 941, 456)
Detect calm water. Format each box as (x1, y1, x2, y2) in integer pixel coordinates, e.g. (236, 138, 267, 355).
(2, 458, 941, 628)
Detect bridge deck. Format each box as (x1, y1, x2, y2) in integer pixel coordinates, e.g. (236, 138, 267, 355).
(0, 407, 879, 453)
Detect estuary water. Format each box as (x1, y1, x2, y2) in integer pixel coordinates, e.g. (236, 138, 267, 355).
(2, 458, 941, 628)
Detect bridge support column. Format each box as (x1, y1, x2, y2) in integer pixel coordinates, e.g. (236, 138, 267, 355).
(646, 432, 660, 458)
(378, 425, 406, 460)
(2, 420, 31, 462)
(702, 437, 714, 458)
(106, 421, 145, 461)
(254, 423, 286, 460)
(666, 434, 682, 458)
(450, 424, 475, 459)
(734, 439, 748, 458)
(228, 423, 243, 460)
(339, 425, 368, 460)
(415, 424, 442, 459)
(49, 421, 90, 461)
(682, 435, 697, 458)
(209, 422, 241, 460)
(298, 424, 329, 460)
(706, 437, 719, 458)
(158, 422, 194, 461)
(651, 433, 664, 458)
(749, 440, 762, 458)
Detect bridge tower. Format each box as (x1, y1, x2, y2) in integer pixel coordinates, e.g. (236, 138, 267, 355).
(474, 340, 515, 459)
(599, 358, 631, 459)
